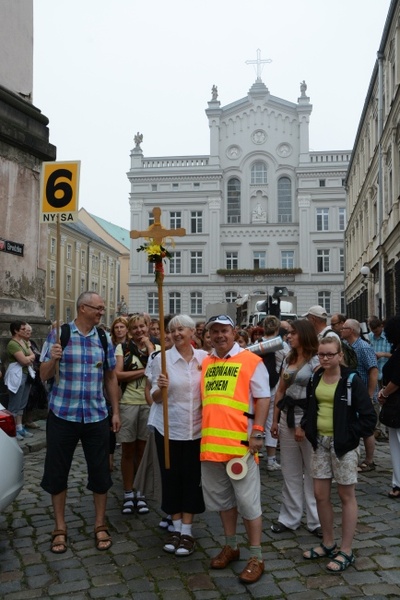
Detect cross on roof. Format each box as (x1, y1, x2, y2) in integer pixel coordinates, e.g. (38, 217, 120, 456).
(245, 48, 272, 82)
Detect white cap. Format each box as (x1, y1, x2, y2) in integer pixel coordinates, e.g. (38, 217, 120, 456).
(301, 305, 328, 319)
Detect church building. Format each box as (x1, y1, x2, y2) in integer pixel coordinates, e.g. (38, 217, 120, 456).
(127, 63, 349, 319)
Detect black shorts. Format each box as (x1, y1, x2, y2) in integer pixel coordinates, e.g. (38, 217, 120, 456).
(41, 410, 112, 495)
(155, 429, 205, 515)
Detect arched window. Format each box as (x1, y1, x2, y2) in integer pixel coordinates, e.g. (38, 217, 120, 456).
(227, 178, 241, 223)
(278, 177, 292, 223)
(225, 291, 238, 303)
(251, 162, 267, 185)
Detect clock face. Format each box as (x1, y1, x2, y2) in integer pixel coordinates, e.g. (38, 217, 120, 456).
(252, 129, 267, 144)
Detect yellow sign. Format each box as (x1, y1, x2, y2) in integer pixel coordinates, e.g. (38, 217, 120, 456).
(40, 161, 80, 223)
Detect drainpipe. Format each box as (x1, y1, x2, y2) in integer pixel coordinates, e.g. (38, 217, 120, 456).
(377, 51, 384, 319)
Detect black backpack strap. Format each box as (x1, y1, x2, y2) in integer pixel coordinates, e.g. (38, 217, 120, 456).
(60, 323, 71, 349)
(96, 327, 109, 370)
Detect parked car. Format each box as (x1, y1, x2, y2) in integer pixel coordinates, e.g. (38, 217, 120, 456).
(0, 403, 24, 511)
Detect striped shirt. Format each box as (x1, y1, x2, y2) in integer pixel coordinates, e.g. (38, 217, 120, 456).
(42, 321, 116, 423)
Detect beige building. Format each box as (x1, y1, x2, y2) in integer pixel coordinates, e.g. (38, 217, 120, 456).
(45, 221, 120, 326)
(345, 0, 400, 321)
(79, 208, 130, 307)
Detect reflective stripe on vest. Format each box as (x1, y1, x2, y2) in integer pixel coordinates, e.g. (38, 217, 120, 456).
(201, 351, 261, 461)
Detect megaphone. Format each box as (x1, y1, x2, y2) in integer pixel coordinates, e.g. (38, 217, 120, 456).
(247, 336, 283, 356)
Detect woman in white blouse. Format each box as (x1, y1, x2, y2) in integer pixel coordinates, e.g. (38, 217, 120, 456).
(151, 315, 207, 556)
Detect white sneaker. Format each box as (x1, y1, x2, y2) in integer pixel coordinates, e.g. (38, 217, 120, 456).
(16, 432, 24, 441)
(21, 428, 33, 438)
(266, 460, 281, 471)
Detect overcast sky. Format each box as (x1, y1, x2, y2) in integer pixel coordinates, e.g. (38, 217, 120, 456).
(33, 0, 391, 229)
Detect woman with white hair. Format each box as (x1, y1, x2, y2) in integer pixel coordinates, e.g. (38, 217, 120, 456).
(151, 314, 208, 556)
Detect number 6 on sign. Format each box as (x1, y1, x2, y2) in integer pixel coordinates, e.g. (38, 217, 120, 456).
(40, 161, 80, 223)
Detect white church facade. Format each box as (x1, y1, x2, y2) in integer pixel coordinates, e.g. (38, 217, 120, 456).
(127, 73, 350, 320)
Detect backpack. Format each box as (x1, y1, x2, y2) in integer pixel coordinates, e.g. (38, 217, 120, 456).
(60, 323, 109, 370)
(261, 350, 280, 389)
(322, 329, 358, 371)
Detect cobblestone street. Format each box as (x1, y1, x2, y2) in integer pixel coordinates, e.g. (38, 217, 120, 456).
(1, 425, 399, 599)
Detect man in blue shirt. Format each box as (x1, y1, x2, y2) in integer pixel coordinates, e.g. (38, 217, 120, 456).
(40, 292, 121, 554)
(368, 317, 391, 439)
(342, 319, 378, 471)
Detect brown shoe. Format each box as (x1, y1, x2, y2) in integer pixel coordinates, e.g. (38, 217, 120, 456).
(210, 545, 240, 569)
(238, 557, 264, 584)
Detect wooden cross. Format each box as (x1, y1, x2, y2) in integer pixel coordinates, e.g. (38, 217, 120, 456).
(131, 207, 186, 468)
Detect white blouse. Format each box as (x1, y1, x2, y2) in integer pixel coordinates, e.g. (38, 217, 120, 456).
(149, 345, 208, 440)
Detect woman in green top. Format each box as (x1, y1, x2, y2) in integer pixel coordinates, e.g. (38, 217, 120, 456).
(6, 321, 35, 440)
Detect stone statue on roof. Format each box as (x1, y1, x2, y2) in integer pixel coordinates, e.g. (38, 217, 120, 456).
(300, 80, 307, 96)
(211, 85, 218, 100)
(134, 132, 143, 149)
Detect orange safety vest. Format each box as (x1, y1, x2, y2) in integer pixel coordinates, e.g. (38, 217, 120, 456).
(200, 351, 262, 462)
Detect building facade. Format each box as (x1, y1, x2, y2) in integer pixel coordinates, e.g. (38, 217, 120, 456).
(79, 208, 130, 309)
(128, 77, 349, 320)
(44, 221, 120, 327)
(345, 0, 400, 322)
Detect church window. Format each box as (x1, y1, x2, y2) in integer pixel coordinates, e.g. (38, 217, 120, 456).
(319, 179, 326, 187)
(226, 252, 238, 270)
(170, 211, 182, 228)
(281, 251, 294, 269)
(169, 292, 181, 314)
(277, 177, 292, 223)
(317, 249, 330, 272)
(148, 292, 159, 315)
(190, 292, 203, 315)
(318, 291, 331, 313)
(227, 178, 241, 223)
(191, 211, 203, 233)
(225, 291, 238, 303)
(169, 251, 181, 274)
(251, 162, 267, 185)
(253, 251, 266, 269)
(191, 251, 203, 274)
(339, 208, 346, 230)
(316, 208, 329, 231)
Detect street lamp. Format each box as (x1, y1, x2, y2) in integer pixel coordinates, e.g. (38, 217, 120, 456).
(360, 265, 372, 279)
(360, 264, 373, 321)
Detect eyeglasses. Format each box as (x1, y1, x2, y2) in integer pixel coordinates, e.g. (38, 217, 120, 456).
(330, 321, 341, 326)
(83, 304, 106, 313)
(317, 352, 339, 359)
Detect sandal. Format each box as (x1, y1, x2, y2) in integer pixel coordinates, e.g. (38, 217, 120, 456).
(175, 534, 195, 556)
(163, 532, 181, 553)
(94, 525, 112, 551)
(50, 529, 68, 554)
(136, 495, 149, 514)
(326, 550, 355, 573)
(388, 486, 400, 499)
(303, 542, 337, 560)
(357, 461, 376, 472)
(121, 497, 135, 514)
(271, 521, 292, 533)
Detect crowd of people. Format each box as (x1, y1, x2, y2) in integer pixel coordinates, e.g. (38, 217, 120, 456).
(3, 295, 400, 584)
